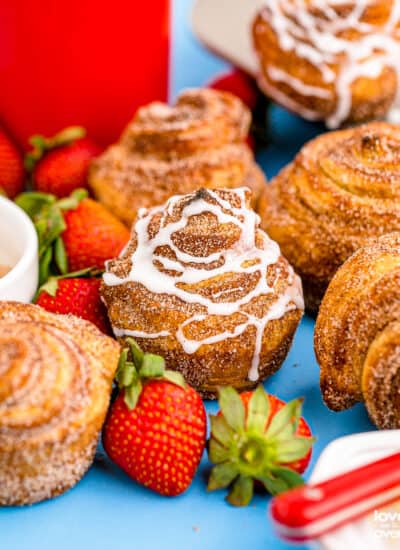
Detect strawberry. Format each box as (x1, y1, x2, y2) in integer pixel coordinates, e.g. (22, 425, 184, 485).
(0, 127, 24, 198)
(207, 386, 314, 506)
(36, 273, 111, 334)
(208, 70, 270, 149)
(103, 338, 207, 497)
(16, 188, 130, 285)
(62, 196, 130, 272)
(26, 126, 101, 198)
(208, 69, 260, 111)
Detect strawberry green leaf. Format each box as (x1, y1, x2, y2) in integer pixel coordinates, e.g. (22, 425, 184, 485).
(35, 217, 48, 243)
(25, 127, 86, 172)
(57, 188, 88, 211)
(265, 398, 303, 439)
(38, 246, 53, 286)
(37, 206, 66, 259)
(208, 438, 230, 464)
(50, 126, 86, 148)
(54, 236, 68, 274)
(140, 354, 165, 378)
(259, 473, 289, 496)
(116, 348, 129, 380)
(246, 385, 270, 433)
(275, 436, 315, 463)
(270, 467, 305, 490)
(126, 338, 144, 368)
(207, 463, 238, 491)
(117, 362, 137, 388)
(218, 386, 245, 432)
(226, 475, 253, 507)
(124, 380, 142, 410)
(15, 192, 56, 218)
(162, 370, 186, 389)
(37, 277, 59, 298)
(209, 415, 234, 447)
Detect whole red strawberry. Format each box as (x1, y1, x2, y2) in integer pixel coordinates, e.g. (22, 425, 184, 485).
(26, 126, 101, 198)
(16, 189, 130, 284)
(36, 275, 111, 334)
(62, 196, 130, 272)
(207, 386, 314, 506)
(0, 127, 24, 198)
(208, 69, 260, 111)
(103, 338, 207, 497)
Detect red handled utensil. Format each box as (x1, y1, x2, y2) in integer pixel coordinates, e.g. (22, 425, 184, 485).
(270, 451, 400, 543)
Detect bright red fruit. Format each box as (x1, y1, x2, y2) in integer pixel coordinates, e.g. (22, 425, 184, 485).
(208, 386, 314, 506)
(208, 69, 260, 111)
(103, 339, 207, 497)
(27, 127, 101, 198)
(0, 128, 24, 198)
(16, 189, 131, 285)
(36, 277, 110, 334)
(63, 197, 130, 271)
(33, 137, 101, 197)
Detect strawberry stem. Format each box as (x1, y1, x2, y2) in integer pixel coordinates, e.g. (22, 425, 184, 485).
(116, 338, 186, 410)
(16, 188, 89, 287)
(25, 126, 87, 173)
(207, 386, 314, 506)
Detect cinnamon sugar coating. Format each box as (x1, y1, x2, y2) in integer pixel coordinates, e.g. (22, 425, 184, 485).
(258, 122, 400, 311)
(315, 233, 400, 429)
(101, 188, 303, 398)
(89, 89, 266, 226)
(253, 1, 399, 127)
(0, 302, 120, 505)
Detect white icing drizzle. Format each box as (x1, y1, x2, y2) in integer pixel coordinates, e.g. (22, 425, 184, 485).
(259, 0, 400, 128)
(103, 188, 304, 382)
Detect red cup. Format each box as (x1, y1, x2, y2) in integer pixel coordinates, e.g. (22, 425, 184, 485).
(0, 0, 170, 148)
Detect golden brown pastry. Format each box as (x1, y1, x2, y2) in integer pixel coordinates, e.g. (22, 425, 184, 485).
(0, 302, 120, 506)
(89, 88, 267, 226)
(314, 233, 400, 429)
(253, 1, 400, 128)
(258, 122, 400, 312)
(101, 187, 304, 398)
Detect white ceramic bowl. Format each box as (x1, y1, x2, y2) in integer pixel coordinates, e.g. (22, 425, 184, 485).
(0, 196, 38, 302)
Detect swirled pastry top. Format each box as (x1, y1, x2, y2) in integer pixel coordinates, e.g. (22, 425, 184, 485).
(120, 87, 250, 155)
(292, 122, 400, 221)
(0, 302, 119, 465)
(253, 0, 400, 127)
(89, 89, 266, 225)
(260, 122, 400, 283)
(102, 187, 304, 382)
(315, 232, 400, 428)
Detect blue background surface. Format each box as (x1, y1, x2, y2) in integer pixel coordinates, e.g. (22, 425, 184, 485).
(0, 1, 374, 548)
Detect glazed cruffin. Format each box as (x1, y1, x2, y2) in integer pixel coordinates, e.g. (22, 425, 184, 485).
(315, 233, 400, 430)
(253, 1, 400, 128)
(0, 302, 120, 506)
(101, 187, 304, 398)
(89, 88, 266, 226)
(258, 122, 400, 311)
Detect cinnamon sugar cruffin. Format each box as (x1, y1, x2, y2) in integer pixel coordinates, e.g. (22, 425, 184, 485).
(0, 302, 120, 505)
(258, 122, 400, 311)
(89, 88, 266, 226)
(315, 233, 400, 429)
(101, 188, 303, 399)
